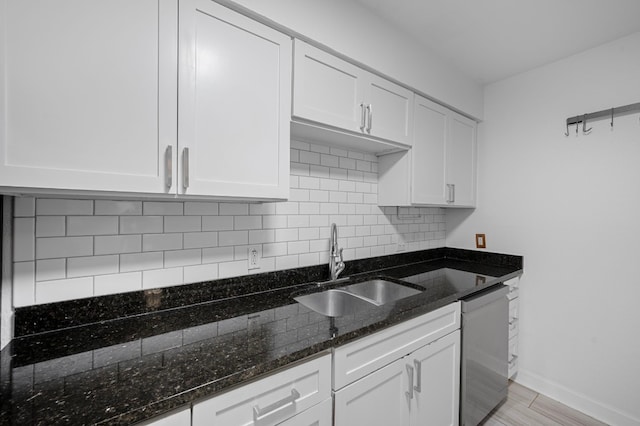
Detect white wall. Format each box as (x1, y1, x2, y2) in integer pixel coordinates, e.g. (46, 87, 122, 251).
(447, 32, 640, 425)
(12, 142, 445, 306)
(226, 0, 484, 120)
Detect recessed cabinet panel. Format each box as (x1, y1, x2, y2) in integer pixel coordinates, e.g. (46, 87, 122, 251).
(412, 99, 448, 205)
(1, 0, 177, 194)
(365, 75, 413, 145)
(411, 330, 460, 426)
(334, 359, 410, 426)
(447, 113, 477, 207)
(179, 0, 290, 199)
(293, 40, 364, 132)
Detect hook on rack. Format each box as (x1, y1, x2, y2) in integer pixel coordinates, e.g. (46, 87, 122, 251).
(582, 114, 592, 134)
(564, 123, 570, 137)
(610, 108, 614, 129)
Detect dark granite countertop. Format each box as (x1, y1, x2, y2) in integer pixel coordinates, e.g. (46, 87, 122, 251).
(0, 248, 522, 425)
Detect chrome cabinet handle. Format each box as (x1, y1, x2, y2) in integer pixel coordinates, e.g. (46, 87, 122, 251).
(366, 104, 373, 133)
(451, 184, 455, 203)
(182, 147, 190, 190)
(360, 102, 366, 131)
(446, 184, 453, 203)
(253, 389, 300, 421)
(413, 359, 422, 393)
(405, 364, 414, 399)
(165, 145, 173, 190)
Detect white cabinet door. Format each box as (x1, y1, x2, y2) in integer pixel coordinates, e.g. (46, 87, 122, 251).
(276, 398, 332, 426)
(411, 330, 460, 426)
(411, 97, 448, 205)
(292, 40, 412, 147)
(178, 0, 290, 200)
(293, 40, 365, 133)
(334, 357, 411, 426)
(363, 74, 413, 146)
(378, 95, 477, 207)
(0, 0, 177, 194)
(447, 112, 477, 207)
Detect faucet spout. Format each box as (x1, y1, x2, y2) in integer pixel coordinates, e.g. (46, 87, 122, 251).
(329, 223, 345, 281)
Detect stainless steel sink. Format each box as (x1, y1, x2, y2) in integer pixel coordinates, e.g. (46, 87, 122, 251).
(342, 279, 422, 305)
(294, 279, 422, 317)
(294, 289, 376, 317)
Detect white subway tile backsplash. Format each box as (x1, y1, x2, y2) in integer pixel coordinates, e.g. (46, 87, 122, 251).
(142, 268, 183, 289)
(67, 216, 118, 236)
(94, 272, 142, 296)
(234, 216, 261, 230)
(12, 143, 446, 305)
(14, 197, 35, 217)
(202, 247, 234, 264)
(164, 216, 201, 233)
(184, 202, 218, 216)
(164, 249, 202, 268)
(37, 199, 93, 216)
(184, 263, 219, 283)
(67, 255, 118, 278)
(218, 230, 248, 247)
(219, 203, 248, 216)
(95, 235, 140, 255)
(120, 216, 163, 234)
(36, 259, 66, 282)
(143, 202, 183, 216)
(36, 277, 93, 304)
(13, 261, 35, 307)
(36, 216, 65, 237)
(14, 218, 35, 261)
(184, 231, 218, 249)
(37, 236, 93, 259)
(95, 200, 142, 216)
(219, 260, 248, 279)
(120, 252, 164, 272)
(142, 233, 182, 252)
(202, 216, 234, 231)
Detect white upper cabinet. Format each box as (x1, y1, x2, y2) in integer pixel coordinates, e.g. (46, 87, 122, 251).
(292, 40, 413, 152)
(0, 0, 291, 201)
(378, 95, 477, 208)
(0, 0, 178, 195)
(178, 0, 291, 200)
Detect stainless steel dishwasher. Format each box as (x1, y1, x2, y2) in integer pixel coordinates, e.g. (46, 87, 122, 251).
(460, 284, 510, 426)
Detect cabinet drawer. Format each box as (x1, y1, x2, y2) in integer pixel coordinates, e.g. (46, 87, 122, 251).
(192, 353, 331, 426)
(277, 398, 332, 426)
(509, 317, 519, 339)
(508, 336, 519, 378)
(333, 302, 460, 389)
(505, 277, 520, 300)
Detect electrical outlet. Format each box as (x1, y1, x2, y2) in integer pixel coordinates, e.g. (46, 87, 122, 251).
(248, 246, 261, 270)
(397, 242, 406, 252)
(475, 234, 486, 249)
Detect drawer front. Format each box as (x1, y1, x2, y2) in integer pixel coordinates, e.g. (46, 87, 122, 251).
(276, 398, 332, 426)
(193, 353, 331, 426)
(508, 336, 519, 378)
(505, 277, 520, 300)
(333, 302, 460, 390)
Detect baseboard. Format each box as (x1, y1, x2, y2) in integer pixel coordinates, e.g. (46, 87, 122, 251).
(515, 369, 640, 426)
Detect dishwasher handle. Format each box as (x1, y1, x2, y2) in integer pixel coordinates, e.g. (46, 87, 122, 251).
(461, 284, 509, 312)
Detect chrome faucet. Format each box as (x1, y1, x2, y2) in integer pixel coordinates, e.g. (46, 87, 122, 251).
(329, 223, 345, 281)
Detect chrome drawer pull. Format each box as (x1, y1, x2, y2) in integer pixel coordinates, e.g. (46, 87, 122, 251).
(360, 102, 366, 131)
(405, 364, 414, 399)
(165, 145, 173, 189)
(182, 147, 190, 190)
(366, 103, 373, 133)
(413, 359, 422, 393)
(253, 388, 300, 421)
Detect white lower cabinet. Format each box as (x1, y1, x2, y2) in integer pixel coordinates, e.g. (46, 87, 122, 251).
(334, 330, 460, 426)
(334, 302, 461, 426)
(505, 277, 520, 378)
(192, 353, 331, 426)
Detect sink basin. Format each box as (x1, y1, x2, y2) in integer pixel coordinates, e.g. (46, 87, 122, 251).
(294, 289, 376, 317)
(342, 279, 422, 305)
(294, 279, 422, 317)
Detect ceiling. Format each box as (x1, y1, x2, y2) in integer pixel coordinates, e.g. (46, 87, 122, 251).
(352, 0, 640, 84)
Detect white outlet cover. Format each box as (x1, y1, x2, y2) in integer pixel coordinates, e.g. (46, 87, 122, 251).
(248, 245, 262, 270)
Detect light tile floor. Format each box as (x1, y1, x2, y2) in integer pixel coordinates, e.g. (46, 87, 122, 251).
(481, 381, 608, 426)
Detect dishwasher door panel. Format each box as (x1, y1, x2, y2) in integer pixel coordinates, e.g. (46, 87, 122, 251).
(460, 285, 509, 426)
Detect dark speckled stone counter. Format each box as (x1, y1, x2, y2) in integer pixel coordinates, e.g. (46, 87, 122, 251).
(0, 248, 522, 425)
